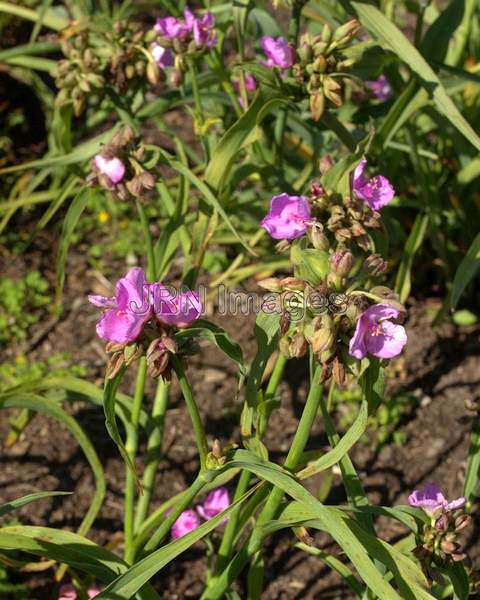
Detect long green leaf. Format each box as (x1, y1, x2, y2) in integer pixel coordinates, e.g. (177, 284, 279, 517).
(394, 213, 429, 304)
(451, 232, 480, 308)
(349, 1, 480, 151)
(0, 1, 68, 30)
(0, 393, 105, 540)
(0, 491, 71, 518)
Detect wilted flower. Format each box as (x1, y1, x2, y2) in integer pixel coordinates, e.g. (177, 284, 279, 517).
(261, 194, 311, 240)
(330, 250, 353, 277)
(261, 36, 295, 69)
(151, 285, 202, 327)
(353, 159, 395, 211)
(349, 304, 407, 360)
(88, 267, 151, 344)
(152, 43, 174, 68)
(197, 487, 230, 520)
(366, 75, 392, 101)
(408, 483, 466, 515)
(94, 154, 125, 184)
(171, 508, 200, 539)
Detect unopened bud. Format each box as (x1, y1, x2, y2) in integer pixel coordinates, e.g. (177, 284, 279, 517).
(311, 323, 335, 354)
(147, 60, 160, 85)
(319, 155, 334, 175)
(440, 540, 458, 555)
(291, 332, 308, 358)
(333, 19, 361, 43)
(332, 356, 345, 386)
(309, 225, 330, 251)
(330, 250, 353, 277)
(258, 277, 283, 292)
(280, 277, 306, 291)
(293, 526, 313, 545)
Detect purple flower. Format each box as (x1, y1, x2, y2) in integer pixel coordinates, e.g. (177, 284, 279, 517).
(94, 155, 125, 184)
(171, 508, 200, 539)
(152, 44, 174, 68)
(197, 487, 230, 521)
(58, 585, 100, 600)
(366, 75, 392, 102)
(88, 268, 151, 344)
(349, 304, 407, 360)
(261, 36, 295, 69)
(261, 193, 311, 240)
(408, 482, 466, 515)
(353, 159, 395, 211)
(151, 284, 202, 328)
(154, 16, 189, 39)
(184, 7, 217, 48)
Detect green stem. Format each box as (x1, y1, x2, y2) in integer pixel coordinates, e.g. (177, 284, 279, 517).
(171, 355, 208, 470)
(204, 366, 323, 598)
(143, 473, 208, 553)
(136, 199, 156, 280)
(124, 356, 147, 563)
(133, 377, 170, 536)
(216, 352, 288, 572)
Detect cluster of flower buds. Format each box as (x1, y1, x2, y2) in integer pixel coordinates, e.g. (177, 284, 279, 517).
(409, 483, 472, 579)
(88, 268, 202, 379)
(152, 7, 217, 86)
(54, 21, 163, 116)
(293, 20, 361, 120)
(87, 126, 156, 202)
(259, 155, 406, 374)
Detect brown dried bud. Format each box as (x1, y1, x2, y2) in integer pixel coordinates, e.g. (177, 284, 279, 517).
(106, 352, 125, 379)
(280, 277, 307, 291)
(364, 253, 388, 277)
(258, 277, 283, 292)
(311, 323, 335, 354)
(332, 356, 345, 386)
(310, 91, 325, 121)
(440, 540, 458, 555)
(454, 514, 472, 532)
(291, 332, 308, 359)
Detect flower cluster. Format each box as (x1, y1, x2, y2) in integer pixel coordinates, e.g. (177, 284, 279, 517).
(54, 21, 163, 116)
(89, 267, 202, 378)
(170, 487, 230, 539)
(153, 7, 217, 84)
(293, 20, 361, 120)
(88, 126, 156, 201)
(259, 157, 404, 376)
(409, 483, 472, 576)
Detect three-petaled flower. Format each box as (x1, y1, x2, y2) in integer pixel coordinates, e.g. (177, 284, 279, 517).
(349, 304, 407, 360)
(353, 159, 395, 211)
(261, 36, 295, 70)
(261, 194, 311, 240)
(408, 482, 466, 516)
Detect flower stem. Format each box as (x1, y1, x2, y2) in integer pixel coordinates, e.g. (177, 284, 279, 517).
(143, 472, 208, 553)
(124, 356, 147, 563)
(171, 354, 208, 470)
(133, 377, 170, 537)
(204, 366, 323, 598)
(216, 352, 288, 571)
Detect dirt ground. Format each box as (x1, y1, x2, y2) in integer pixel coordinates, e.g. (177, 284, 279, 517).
(0, 229, 479, 599)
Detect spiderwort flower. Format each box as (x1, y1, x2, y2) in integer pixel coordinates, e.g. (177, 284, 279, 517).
(366, 75, 392, 102)
(353, 159, 395, 210)
(349, 304, 407, 360)
(151, 284, 202, 328)
(152, 43, 174, 68)
(155, 16, 189, 39)
(233, 73, 257, 108)
(197, 487, 230, 520)
(408, 483, 466, 515)
(261, 194, 311, 240)
(88, 267, 151, 344)
(171, 508, 200, 539)
(184, 7, 217, 48)
(261, 36, 295, 69)
(94, 154, 125, 185)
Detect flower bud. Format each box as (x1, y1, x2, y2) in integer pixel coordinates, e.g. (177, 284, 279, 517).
(454, 514, 472, 532)
(147, 61, 160, 85)
(332, 356, 345, 386)
(310, 91, 325, 121)
(364, 253, 388, 276)
(309, 225, 330, 251)
(319, 155, 334, 175)
(321, 24, 332, 44)
(258, 277, 283, 292)
(333, 19, 361, 43)
(330, 250, 353, 277)
(311, 319, 335, 354)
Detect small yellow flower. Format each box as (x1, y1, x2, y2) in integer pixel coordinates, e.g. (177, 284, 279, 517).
(15, 355, 26, 366)
(98, 210, 109, 224)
